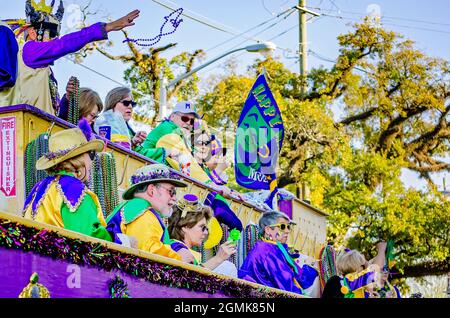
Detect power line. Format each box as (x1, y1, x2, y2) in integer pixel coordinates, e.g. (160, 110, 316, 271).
(195, 15, 321, 78)
(64, 57, 155, 101)
(309, 49, 372, 74)
(151, 0, 292, 52)
(310, 6, 450, 28)
(205, 6, 296, 53)
(226, 9, 297, 52)
(261, 0, 275, 16)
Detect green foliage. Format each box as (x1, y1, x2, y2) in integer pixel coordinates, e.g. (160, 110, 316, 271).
(197, 21, 449, 277)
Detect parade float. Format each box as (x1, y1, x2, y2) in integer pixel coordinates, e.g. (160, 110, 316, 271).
(0, 104, 327, 298)
(0, 0, 327, 298)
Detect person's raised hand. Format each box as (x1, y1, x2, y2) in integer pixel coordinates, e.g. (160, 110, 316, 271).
(216, 241, 237, 261)
(132, 131, 147, 146)
(376, 241, 387, 252)
(66, 76, 77, 95)
(105, 10, 140, 32)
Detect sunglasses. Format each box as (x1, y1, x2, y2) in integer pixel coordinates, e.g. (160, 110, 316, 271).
(270, 223, 292, 231)
(195, 139, 211, 146)
(120, 100, 137, 107)
(180, 115, 195, 125)
(158, 185, 177, 197)
(88, 112, 99, 120)
(88, 151, 96, 160)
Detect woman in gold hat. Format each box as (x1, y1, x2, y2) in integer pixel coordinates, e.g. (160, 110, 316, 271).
(23, 123, 112, 241)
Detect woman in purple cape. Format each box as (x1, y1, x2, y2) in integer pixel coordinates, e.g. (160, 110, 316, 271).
(238, 211, 318, 295)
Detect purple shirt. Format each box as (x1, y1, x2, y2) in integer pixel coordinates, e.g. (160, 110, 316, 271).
(238, 240, 305, 294)
(22, 22, 108, 69)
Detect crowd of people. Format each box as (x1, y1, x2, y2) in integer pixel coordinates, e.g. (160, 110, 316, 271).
(0, 1, 403, 298)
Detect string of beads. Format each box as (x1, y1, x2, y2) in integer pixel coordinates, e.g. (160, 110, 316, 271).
(24, 133, 49, 197)
(67, 77, 80, 125)
(89, 152, 120, 218)
(123, 8, 183, 47)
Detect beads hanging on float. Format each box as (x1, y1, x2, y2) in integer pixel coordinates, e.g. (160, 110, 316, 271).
(24, 133, 49, 197)
(67, 77, 80, 125)
(319, 245, 338, 289)
(89, 152, 119, 218)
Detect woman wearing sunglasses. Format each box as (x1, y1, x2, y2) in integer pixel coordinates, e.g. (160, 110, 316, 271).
(238, 211, 318, 295)
(168, 194, 237, 276)
(94, 86, 149, 151)
(23, 120, 112, 242)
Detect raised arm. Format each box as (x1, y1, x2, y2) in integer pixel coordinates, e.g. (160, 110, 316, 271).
(23, 10, 140, 68)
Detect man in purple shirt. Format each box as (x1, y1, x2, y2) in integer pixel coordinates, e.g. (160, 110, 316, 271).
(0, 0, 140, 114)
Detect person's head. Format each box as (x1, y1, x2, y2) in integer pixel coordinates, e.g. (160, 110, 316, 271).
(169, 101, 200, 132)
(122, 164, 187, 218)
(193, 130, 212, 164)
(168, 194, 213, 248)
(259, 211, 293, 244)
(37, 126, 104, 182)
(104, 87, 136, 122)
(79, 88, 103, 125)
(25, 0, 64, 42)
(380, 268, 390, 285)
(336, 250, 368, 276)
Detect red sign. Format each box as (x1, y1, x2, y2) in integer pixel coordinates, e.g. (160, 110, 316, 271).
(0, 117, 16, 197)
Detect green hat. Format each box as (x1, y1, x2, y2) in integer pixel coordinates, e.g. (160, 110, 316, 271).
(122, 164, 187, 200)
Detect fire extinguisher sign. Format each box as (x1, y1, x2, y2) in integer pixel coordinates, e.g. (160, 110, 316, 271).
(0, 116, 16, 197)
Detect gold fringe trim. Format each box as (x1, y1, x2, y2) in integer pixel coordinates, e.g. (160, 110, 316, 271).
(55, 177, 87, 213)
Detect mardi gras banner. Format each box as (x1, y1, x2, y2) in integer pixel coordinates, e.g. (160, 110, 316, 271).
(234, 73, 284, 191)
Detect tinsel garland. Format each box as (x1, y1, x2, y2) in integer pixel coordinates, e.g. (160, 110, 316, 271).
(0, 219, 293, 298)
(67, 78, 80, 125)
(24, 134, 49, 197)
(108, 275, 131, 298)
(89, 152, 120, 218)
(130, 170, 181, 185)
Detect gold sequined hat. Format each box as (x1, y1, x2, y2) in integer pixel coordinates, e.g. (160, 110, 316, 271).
(36, 128, 104, 170)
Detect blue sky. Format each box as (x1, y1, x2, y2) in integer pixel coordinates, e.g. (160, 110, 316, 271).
(2, 0, 450, 190)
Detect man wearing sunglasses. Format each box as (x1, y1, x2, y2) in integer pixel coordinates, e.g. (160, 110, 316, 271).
(136, 101, 201, 166)
(106, 164, 195, 263)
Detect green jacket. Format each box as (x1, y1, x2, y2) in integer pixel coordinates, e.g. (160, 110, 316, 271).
(134, 119, 185, 164)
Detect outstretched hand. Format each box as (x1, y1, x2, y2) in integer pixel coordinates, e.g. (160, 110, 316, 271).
(105, 10, 140, 32)
(65, 76, 77, 95)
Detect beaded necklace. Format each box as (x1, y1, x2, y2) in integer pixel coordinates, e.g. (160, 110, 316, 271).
(67, 77, 80, 125)
(244, 223, 259, 257)
(48, 76, 60, 115)
(319, 245, 338, 288)
(24, 133, 49, 197)
(123, 8, 183, 47)
(89, 152, 119, 218)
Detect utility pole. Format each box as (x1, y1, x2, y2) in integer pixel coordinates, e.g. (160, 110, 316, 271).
(295, 2, 319, 201)
(299, 0, 307, 95)
(295, 1, 319, 94)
